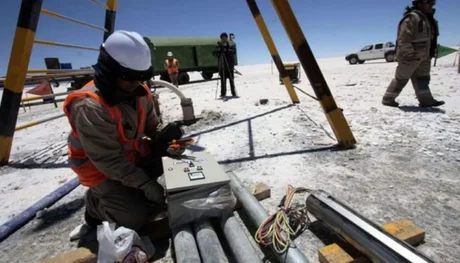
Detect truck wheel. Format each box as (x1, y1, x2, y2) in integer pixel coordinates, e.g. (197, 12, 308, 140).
(160, 73, 170, 82)
(358, 60, 365, 64)
(349, 56, 358, 65)
(201, 71, 213, 80)
(179, 72, 190, 85)
(385, 53, 395, 62)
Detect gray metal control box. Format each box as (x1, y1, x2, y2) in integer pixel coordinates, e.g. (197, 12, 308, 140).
(162, 152, 233, 227)
(162, 152, 230, 193)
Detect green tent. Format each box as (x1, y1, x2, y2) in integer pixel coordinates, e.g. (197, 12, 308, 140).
(437, 45, 458, 58)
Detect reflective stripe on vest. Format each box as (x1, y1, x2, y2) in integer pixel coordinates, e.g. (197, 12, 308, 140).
(166, 59, 179, 74)
(63, 82, 151, 187)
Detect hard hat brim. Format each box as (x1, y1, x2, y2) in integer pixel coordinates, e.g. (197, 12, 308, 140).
(97, 46, 154, 81)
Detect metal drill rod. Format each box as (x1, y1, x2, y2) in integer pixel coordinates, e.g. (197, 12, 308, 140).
(220, 215, 263, 263)
(172, 224, 201, 263)
(227, 171, 310, 263)
(306, 190, 435, 263)
(193, 220, 229, 263)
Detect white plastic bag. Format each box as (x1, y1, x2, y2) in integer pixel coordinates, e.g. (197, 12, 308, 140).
(97, 221, 152, 263)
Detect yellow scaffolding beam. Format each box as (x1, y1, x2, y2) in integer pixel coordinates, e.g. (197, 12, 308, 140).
(41, 9, 107, 32)
(15, 113, 65, 131)
(0, 0, 114, 166)
(34, 39, 99, 51)
(103, 0, 117, 40)
(245, 0, 299, 104)
(270, 0, 356, 148)
(0, 0, 43, 166)
(27, 69, 94, 74)
(88, 0, 109, 9)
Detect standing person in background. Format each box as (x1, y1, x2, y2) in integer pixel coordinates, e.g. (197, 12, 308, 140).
(382, 0, 444, 108)
(213, 32, 237, 98)
(165, 51, 179, 87)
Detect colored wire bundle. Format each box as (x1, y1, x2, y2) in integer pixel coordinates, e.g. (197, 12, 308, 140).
(254, 185, 311, 254)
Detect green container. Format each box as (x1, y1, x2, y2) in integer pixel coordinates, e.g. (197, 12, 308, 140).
(143, 37, 238, 83)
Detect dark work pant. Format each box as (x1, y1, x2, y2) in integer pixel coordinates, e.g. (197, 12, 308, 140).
(220, 66, 236, 97)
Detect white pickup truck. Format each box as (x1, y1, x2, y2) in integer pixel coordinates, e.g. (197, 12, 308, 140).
(345, 42, 396, 65)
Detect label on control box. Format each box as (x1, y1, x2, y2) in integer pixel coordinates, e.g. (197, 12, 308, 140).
(188, 172, 205, 181)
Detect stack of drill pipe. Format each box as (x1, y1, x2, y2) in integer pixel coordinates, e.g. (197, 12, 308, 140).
(193, 220, 229, 263)
(172, 224, 201, 263)
(227, 171, 310, 263)
(220, 214, 263, 263)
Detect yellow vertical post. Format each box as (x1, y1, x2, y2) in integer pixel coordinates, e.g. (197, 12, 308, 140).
(0, 0, 43, 166)
(270, 0, 356, 148)
(104, 0, 117, 40)
(246, 0, 299, 104)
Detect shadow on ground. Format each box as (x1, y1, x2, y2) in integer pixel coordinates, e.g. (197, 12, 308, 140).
(32, 198, 84, 232)
(188, 104, 340, 165)
(398, 105, 446, 113)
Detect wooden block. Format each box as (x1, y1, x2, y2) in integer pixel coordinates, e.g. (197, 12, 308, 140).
(248, 183, 271, 201)
(318, 219, 425, 263)
(233, 183, 271, 210)
(319, 244, 355, 263)
(42, 247, 96, 263)
(382, 219, 425, 246)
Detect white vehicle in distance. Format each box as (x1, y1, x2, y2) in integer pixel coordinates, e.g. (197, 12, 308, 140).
(345, 42, 396, 65)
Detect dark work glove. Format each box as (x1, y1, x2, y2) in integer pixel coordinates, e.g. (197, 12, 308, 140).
(155, 121, 184, 143)
(139, 180, 166, 205)
(150, 121, 184, 157)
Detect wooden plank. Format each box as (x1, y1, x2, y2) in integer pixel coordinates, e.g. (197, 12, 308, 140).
(41, 247, 96, 263)
(382, 219, 425, 246)
(318, 219, 425, 263)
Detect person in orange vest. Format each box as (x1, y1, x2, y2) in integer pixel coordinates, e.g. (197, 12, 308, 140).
(63, 30, 188, 233)
(165, 51, 179, 87)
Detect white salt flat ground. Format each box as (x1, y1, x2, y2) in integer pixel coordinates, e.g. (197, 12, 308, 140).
(0, 52, 459, 262)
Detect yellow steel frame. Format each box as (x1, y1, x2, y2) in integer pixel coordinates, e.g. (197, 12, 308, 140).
(245, 0, 299, 104)
(269, 0, 356, 148)
(0, 0, 354, 166)
(0, 0, 117, 166)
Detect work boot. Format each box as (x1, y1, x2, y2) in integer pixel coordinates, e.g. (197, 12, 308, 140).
(382, 98, 399, 107)
(69, 211, 100, 241)
(419, 99, 445, 108)
(140, 217, 172, 241)
(84, 210, 102, 228)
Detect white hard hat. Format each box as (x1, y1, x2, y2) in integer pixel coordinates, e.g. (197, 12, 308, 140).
(167, 51, 173, 57)
(102, 30, 151, 71)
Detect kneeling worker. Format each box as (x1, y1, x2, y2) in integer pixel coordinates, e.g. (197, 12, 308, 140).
(63, 30, 186, 232)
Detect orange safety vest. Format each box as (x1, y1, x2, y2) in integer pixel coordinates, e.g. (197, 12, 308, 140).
(165, 58, 179, 75)
(63, 80, 152, 187)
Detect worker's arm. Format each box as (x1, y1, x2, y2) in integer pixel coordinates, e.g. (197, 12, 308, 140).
(70, 98, 153, 189)
(397, 16, 418, 59)
(213, 42, 222, 57)
(228, 43, 236, 54)
(144, 95, 162, 138)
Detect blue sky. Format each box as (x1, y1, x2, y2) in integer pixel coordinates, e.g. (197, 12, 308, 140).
(0, 0, 459, 75)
